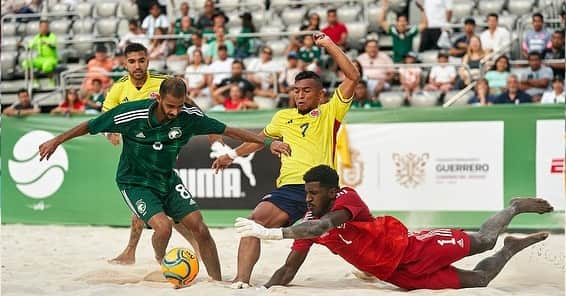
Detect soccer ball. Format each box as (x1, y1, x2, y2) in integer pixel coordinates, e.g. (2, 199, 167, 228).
(161, 247, 199, 288)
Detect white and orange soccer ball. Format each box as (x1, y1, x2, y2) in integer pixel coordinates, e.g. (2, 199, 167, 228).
(161, 247, 199, 288)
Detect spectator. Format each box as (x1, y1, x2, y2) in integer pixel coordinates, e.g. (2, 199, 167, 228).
(83, 78, 105, 113)
(206, 27, 235, 62)
(187, 32, 210, 64)
(167, 16, 197, 66)
(458, 35, 487, 86)
(2, 88, 40, 116)
(196, 0, 216, 31)
(301, 13, 321, 31)
(119, 19, 150, 50)
(184, 49, 210, 99)
(203, 12, 229, 41)
(352, 80, 382, 108)
(419, 0, 452, 52)
(208, 45, 234, 85)
(111, 49, 127, 82)
(213, 84, 258, 111)
(495, 74, 532, 104)
(235, 12, 256, 59)
(398, 52, 422, 99)
(449, 18, 476, 58)
(147, 27, 168, 69)
(247, 46, 281, 98)
(141, 2, 169, 37)
(380, 0, 427, 63)
(278, 52, 303, 107)
(522, 13, 552, 57)
(541, 77, 565, 104)
(484, 55, 510, 95)
(357, 40, 394, 97)
(321, 9, 348, 49)
(51, 88, 85, 115)
(171, 1, 193, 33)
(17, 0, 42, 14)
(424, 51, 456, 92)
(83, 44, 114, 92)
(480, 13, 511, 54)
(298, 35, 322, 73)
(467, 78, 496, 106)
(544, 30, 565, 79)
(137, 0, 167, 22)
(520, 51, 553, 101)
(22, 20, 58, 85)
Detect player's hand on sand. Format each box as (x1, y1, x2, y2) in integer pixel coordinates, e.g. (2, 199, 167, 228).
(313, 32, 333, 48)
(106, 133, 121, 146)
(39, 138, 61, 161)
(234, 217, 283, 240)
(212, 154, 233, 173)
(270, 140, 291, 157)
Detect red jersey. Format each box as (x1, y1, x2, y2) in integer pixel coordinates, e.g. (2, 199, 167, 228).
(321, 22, 348, 45)
(292, 187, 408, 280)
(223, 98, 252, 111)
(60, 100, 85, 110)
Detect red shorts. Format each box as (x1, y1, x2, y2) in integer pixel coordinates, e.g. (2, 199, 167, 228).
(386, 229, 470, 290)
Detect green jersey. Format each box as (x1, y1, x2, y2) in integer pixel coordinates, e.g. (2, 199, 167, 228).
(88, 99, 226, 193)
(29, 32, 58, 59)
(388, 25, 419, 63)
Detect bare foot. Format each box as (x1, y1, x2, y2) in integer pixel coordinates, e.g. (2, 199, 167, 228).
(108, 252, 135, 265)
(504, 232, 549, 253)
(510, 198, 554, 214)
(352, 269, 378, 283)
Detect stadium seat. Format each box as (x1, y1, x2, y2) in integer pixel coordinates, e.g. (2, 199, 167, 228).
(72, 18, 95, 34)
(96, 18, 119, 36)
(281, 7, 307, 26)
(193, 0, 208, 11)
(252, 11, 265, 29)
(117, 19, 130, 36)
(260, 25, 285, 41)
(1, 36, 20, 51)
(337, 4, 362, 23)
(218, 0, 240, 11)
(478, 0, 504, 15)
(269, 39, 288, 57)
(226, 11, 241, 27)
(452, 1, 474, 19)
(0, 51, 16, 75)
(498, 14, 517, 31)
(380, 91, 405, 108)
(120, 0, 139, 19)
(76, 2, 94, 17)
(26, 20, 40, 36)
(166, 59, 187, 75)
(366, 3, 384, 33)
(96, 2, 118, 18)
(286, 23, 301, 34)
(346, 22, 368, 49)
(1, 79, 27, 94)
(420, 50, 439, 64)
(72, 34, 94, 56)
(3, 22, 17, 36)
(410, 91, 439, 107)
(508, 0, 534, 15)
(48, 2, 69, 12)
(50, 19, 71, 35)
(149, 59, 166, 72)
(269, 0, 291, 12)
(378, 35, 393, 48)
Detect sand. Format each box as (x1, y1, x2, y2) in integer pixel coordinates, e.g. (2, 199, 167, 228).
(1, 225, 564, 296)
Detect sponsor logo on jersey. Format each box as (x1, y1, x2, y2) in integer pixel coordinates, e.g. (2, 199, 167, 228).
(136, 199, 147, 216)
(153, 142, 163, 150)
(168, 127, 182, 140)
(309, 109, 320, 118)
(8, 130, 68, 211)
(150, 92, 159, 99)
(136, 132, 146, 138)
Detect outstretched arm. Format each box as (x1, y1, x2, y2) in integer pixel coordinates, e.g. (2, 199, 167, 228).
(379, 0, 390, 32)
(265, 250, 309, 288)
(39, 121, 90, 161)
(223, 127, 290, 156)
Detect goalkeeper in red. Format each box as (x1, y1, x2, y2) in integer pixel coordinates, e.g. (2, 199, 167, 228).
(39, 78, 290, 283)
(236, 165, 553, 290)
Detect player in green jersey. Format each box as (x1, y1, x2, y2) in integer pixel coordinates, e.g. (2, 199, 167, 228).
(39, 77, 291, 283)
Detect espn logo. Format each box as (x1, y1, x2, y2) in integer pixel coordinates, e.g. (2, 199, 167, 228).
(551, 158, 564, 174)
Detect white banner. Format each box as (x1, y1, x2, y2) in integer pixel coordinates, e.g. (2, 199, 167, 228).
(339, 122, 504, 211)
(536, 120, 565, 210)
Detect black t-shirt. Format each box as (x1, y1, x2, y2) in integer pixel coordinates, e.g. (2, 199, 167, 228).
(217, 76, 255, 97)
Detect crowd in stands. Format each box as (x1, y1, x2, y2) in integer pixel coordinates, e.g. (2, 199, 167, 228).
(2, 0, 565, 117)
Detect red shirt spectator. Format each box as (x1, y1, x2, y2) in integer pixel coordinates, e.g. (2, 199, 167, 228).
(321, 9, 348, 48)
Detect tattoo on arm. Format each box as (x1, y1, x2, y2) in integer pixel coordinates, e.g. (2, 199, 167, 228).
(281, 219, 334, 239)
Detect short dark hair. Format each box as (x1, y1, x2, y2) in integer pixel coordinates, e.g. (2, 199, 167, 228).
(192, 31, 203, 38)
(159, 77, 187, 99)
(396, 13, 408, 21)
(487, 13, 499, 20)
(554, 30, 565, 39)
(232, 59, 245, 69)
(17, 88, 28, 95)
(125, 42, 148, 56)
(149, 2, 160, 10)
(358, 79, 368, 87)
(303, 165, 339, 189)
(128, 19, 139, 26)
(294, 71, 322, 88)
(327, 8, 337, 15)
(528, 51, 543, 59)
(217, 44, 228, 51)
(464, 18, 476, 25)
(533, 12, 544, 21)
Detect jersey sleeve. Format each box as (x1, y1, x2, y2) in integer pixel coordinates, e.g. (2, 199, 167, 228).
(189, 112, 227, 135)
(332, 189, 368, 221)
(87, 104, 127, 134)
(327, 88, 353, 122)
(102, 82, 122, 111)
(263, 110, 284, 138)
(291, 238, 314, 252)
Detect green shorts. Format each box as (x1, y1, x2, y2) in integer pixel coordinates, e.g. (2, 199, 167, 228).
(118, 180, 199, 224)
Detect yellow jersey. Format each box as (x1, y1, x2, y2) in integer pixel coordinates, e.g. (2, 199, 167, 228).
(102, 71, 169, 111)
(264, 88, 353, 187)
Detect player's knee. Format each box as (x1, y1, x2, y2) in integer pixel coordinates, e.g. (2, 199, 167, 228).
(471, 233, 497, 253)
(190, 221, 211, 240)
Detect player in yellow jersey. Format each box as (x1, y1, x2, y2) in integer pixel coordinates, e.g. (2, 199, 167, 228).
(103, 43, 204, 265)
(212, 33, 360, 288)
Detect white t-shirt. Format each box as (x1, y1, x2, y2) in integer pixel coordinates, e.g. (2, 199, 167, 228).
(184, 64, 208, 88)
(247, 59, 284, 90)
(187, 44, 210, 60)
(429, 65, 456, 84)
(209, 57, 234, 85)
(424, 0, 453, 28)
(480, 27, 511, 53)
(141, 14, 169, 37)
(541, 90, 565, 104)
(119, 31, 150, 49)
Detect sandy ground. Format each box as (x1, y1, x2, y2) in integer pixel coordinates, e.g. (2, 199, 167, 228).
(1, 225, 564, 296)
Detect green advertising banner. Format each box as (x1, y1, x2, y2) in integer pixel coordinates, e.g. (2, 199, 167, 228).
(1, 104, 564, 229)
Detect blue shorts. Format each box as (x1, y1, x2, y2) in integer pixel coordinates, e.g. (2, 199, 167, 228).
(261, 185, 307, 226)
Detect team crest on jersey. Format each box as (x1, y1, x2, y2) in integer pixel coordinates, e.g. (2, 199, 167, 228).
(168, 127, 182, 139)
(149, 92, 159, 99)
(136, 199, 147, 216)
(309, 109, 320, 118)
